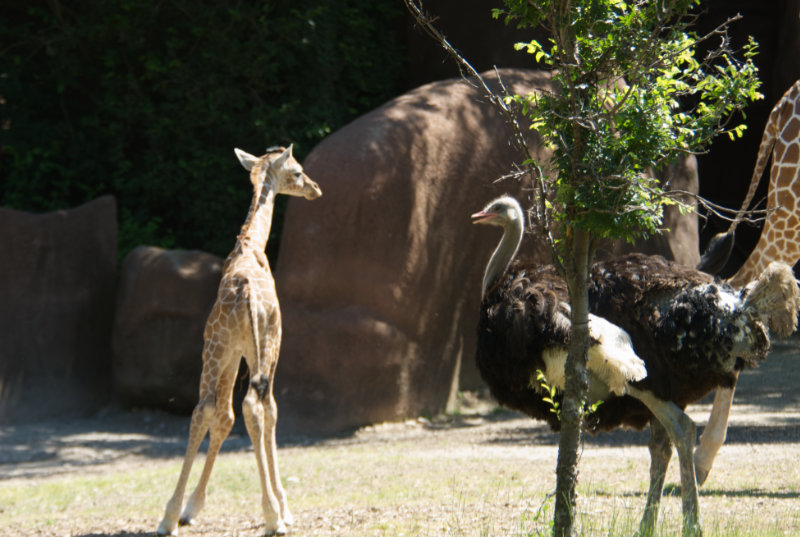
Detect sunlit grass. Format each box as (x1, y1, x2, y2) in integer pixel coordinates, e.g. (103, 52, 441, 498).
(1, 426, 798, 536)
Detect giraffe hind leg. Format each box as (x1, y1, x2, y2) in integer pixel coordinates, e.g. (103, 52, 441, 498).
(242, 374, 286, 536)
(263, 388, 292, 526)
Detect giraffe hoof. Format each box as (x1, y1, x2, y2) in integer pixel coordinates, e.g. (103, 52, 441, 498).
(156, 522, 179, 536)
(178, 516, 194, 527)
(265, 521, 288, 536)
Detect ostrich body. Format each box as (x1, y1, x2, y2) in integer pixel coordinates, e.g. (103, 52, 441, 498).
(472, 196, 799, 536)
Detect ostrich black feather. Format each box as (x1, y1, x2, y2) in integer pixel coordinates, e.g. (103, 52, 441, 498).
(472, 195, 796, 437)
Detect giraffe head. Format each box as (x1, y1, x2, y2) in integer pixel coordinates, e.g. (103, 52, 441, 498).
(234, 145, 322, 200)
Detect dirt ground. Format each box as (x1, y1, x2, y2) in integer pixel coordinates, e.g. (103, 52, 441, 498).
(1, 340, 799, 536)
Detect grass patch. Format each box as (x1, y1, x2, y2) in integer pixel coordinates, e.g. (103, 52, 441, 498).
(2, 420, 799, 536)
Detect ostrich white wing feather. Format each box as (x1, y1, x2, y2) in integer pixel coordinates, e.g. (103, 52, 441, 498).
(539, 313, 646, 398)
(587, 314, 647, 395)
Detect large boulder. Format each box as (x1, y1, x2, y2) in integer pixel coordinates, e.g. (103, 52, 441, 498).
(274, 69, 699, 435)
(112, 246, 223, 412)
(0, 196, 117, 423)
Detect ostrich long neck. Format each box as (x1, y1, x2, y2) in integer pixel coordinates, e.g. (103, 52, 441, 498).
(482, 212, 524, 297)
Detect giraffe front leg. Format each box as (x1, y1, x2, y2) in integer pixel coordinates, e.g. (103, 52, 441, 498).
(243, 381, 286, 536)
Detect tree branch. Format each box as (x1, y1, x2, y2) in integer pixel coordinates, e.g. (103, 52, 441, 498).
(404, 0, 560, 262)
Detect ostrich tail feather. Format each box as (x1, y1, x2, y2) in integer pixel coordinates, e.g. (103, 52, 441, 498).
(741, 262, 800, 337)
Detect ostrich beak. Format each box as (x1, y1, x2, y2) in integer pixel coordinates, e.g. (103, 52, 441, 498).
(471, 210, 496, 224)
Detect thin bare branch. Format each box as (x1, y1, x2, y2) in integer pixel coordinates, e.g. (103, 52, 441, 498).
(404, 0, 559, 258)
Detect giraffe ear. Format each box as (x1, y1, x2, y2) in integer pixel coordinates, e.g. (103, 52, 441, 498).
(275, 144, 293, 168)
(234, 148, 259, 171)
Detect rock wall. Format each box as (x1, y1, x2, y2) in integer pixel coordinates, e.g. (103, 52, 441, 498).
(273, 69, 699, 435)
(112, 246, 223, 412)
(0, 196, 117, 424)
(402, 0, 800, 277)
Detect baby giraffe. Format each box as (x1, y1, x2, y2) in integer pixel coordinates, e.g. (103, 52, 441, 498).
(157, 145, 322, 536)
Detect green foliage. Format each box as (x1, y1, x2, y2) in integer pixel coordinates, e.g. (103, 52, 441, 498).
(533, 369, 562, 419)
(532, 370, 603, 422)
(487, 5, 762, 535)
(0, 1, 403, 259)
(493, 0, 761, 248)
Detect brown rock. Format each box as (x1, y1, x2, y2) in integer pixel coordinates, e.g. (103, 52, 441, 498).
(274, 69, 699, 435)
(112, 246, 223, 412)
(0, 196, 117, 424)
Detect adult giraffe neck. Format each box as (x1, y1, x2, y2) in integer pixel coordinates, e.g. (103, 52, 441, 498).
(482, 207, 524, 298)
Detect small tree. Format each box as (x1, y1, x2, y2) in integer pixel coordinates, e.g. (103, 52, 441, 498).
(406, 1, 760, 536)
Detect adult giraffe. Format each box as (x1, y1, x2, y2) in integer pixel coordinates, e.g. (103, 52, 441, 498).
(695, 78, 800, 485)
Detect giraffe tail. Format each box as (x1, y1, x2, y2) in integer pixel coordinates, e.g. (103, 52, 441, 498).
(244, 283, 270, 400)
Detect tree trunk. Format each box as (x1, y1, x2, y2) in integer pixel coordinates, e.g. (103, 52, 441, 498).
(553, 228, 592, 537)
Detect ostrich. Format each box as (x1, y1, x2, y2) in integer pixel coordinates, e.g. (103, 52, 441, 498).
(472, 195, 799, 536)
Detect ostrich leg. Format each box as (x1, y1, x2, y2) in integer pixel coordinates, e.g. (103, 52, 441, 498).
(638, 420, 672, 537)
(629, 386, 701, 537)
(694, 380, 737, 485)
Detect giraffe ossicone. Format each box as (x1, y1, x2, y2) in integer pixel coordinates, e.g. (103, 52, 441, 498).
(157, 145, 321, 536)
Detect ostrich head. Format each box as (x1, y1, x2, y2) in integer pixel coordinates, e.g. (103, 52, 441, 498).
(472, 195, 525, 297)
(471, 195, 524, 228)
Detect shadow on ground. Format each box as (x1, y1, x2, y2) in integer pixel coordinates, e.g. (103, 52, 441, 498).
(1, 340, 798, 481)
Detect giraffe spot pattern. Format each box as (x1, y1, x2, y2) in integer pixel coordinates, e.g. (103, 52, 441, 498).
(783, 116, 800, 142)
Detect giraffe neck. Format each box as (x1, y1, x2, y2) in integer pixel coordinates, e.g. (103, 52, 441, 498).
(236, 167, 278, 256)
(729, 255, 763, 288)
(729, 80, 800, 287)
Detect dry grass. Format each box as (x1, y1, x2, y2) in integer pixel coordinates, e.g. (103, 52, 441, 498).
(2, 408, 799, 537)
(2, 345, 800, 536)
